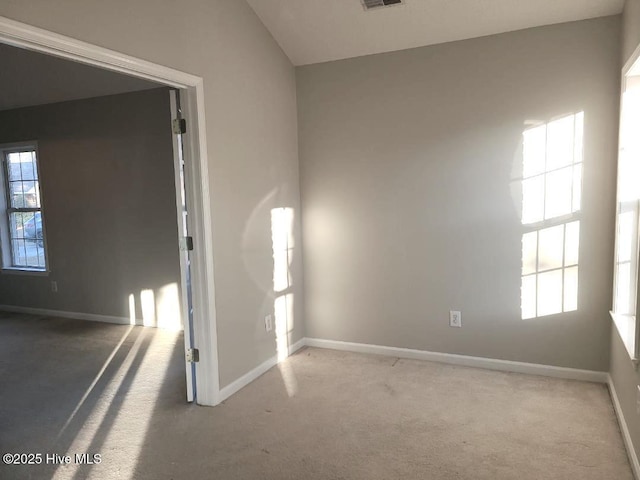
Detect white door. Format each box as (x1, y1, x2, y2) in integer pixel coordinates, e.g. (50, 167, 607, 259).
(170, 89, 196, 402)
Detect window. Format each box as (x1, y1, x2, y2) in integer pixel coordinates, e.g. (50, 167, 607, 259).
(0, 144, 48, 271)
(612, 51, 640, 360)
(520, 112, 583, 319)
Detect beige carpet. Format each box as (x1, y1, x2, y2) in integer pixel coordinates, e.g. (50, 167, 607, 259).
(0, 313, 632, 479)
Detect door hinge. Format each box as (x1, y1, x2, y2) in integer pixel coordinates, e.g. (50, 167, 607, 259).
(180, 236, 194, 251)
(172, 118, 187, 134)
(186, 348, 199, 363)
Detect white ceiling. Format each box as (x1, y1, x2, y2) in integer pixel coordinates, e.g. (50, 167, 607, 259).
(247, 0, 625, 66)
(0, 43, 159, 111)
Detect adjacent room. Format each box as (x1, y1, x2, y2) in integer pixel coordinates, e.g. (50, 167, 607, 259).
(0, 0, 640, 479)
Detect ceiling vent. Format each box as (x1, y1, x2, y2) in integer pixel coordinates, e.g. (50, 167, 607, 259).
(362, 0, 404, 10)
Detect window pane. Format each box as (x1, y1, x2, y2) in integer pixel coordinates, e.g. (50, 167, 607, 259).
(621, 86, 640, 159)
(11, 238, 28, 267)
(10, 180, 39, 208)
(615, 262, 634, 315)
(538, 225, 564, 271)
(617, 211, 635, 263)
(618, 151, 640, 202)
(545, 166, 573, 219)
(564, 266, 578, 312)
(12, 238, 45, 268)
(8, 211, 45, 269)
(20, 241, 46, 269)
(537, 270, 563, 317)
(10, 212, 23, 239)
(522, 175, 544, 224)
(6, 152, 23, 181)
(19, 151, 37, 181)
(546, 115, 575, 171)
(7, 150, 40, 208)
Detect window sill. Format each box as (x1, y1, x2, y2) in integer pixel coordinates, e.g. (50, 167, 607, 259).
(1, 267, 49, 277)
(610, 310, 640, 370)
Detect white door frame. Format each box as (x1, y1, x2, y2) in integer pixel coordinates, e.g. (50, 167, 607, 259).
(0, 15, 221, 406)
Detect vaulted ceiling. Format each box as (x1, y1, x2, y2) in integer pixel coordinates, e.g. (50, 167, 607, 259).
(247, 0, 625, 65)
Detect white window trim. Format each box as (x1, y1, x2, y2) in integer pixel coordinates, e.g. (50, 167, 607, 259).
(610, 42, 640, 368)
(0, 141, 50, 275)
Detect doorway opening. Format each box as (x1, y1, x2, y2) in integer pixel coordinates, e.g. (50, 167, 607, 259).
(0, 16, 220, 406)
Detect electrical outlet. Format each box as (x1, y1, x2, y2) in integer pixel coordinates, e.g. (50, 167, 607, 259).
(264, 314, 273, 332)
(51, 281, 58, 293)
(449, 310, 462, 328)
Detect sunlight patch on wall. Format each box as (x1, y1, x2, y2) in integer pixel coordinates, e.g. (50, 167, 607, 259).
(522, 113, 582, 224)
(128, 294, 136, 326)
(520, 112, 583, 319)
(275, 293, 294, 362)
(140, 289, 156, 327)
(271, 207, 295, 294)
(128, 286, 182, 330)
(271, 207, 295, 359)
(156, 283, 181, 330)
(521, 222, 579, 319)
(271, 207, 298, 395)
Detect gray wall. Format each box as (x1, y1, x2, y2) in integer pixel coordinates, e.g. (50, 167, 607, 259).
(610, 0, 640, 466)
(0, 88, 182, 324)
(0, 42, 158, 111)
(298, 16, 621, 371)
(0, 0, 303, 389)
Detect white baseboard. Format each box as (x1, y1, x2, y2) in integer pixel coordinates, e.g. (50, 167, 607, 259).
(304, 337, 609, 383)
(608, 374, 640, 480)
(0, 304, 140, 326)
(218, 338, 306, 403)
